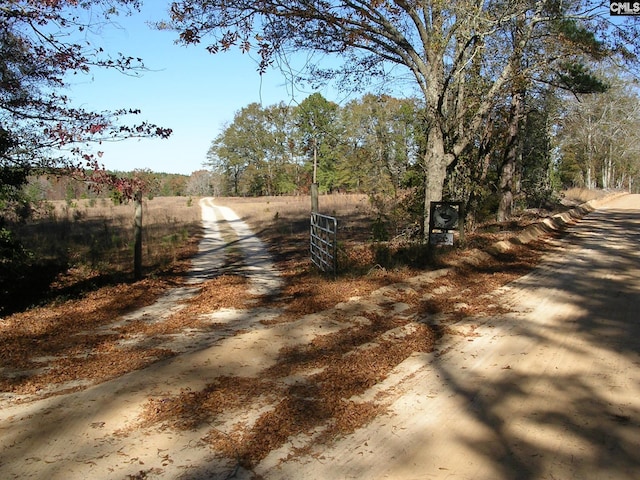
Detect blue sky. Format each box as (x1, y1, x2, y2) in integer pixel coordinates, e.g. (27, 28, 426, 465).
(65, 3, 339, 175)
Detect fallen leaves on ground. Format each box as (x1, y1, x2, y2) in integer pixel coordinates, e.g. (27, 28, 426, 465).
(0, 209, 557, 469)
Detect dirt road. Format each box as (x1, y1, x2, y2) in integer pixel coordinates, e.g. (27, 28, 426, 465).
(0, 195, 638, 479)
(262, 193, 639, 480)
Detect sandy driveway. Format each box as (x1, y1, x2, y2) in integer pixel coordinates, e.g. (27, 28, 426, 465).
(0, 195, 638, 479)
(263, 193, 639, 480)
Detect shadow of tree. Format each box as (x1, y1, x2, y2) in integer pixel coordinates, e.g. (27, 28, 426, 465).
(421, 204, 640, 479)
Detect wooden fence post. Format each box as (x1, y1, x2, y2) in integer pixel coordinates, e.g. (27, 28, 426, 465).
(311, 183, 319, 213)
(134, 190, 143, 280)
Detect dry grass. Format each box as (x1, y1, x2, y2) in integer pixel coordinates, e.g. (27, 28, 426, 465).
(562, 187, 611, 204)
(27, 196, 202, 271)
(4, 196, 202, 314)
(214, 193, 370, 219)
(215, 193, 373, 245)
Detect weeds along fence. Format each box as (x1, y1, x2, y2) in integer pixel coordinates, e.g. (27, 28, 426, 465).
(11, 197, 202, 273)
(310, 212, 338, 274)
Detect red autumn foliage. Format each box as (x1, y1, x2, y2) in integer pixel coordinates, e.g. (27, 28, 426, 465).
(1, 1, 170, 199)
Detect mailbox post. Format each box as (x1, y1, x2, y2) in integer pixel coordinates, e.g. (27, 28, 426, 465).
(429, 201, 464, 246)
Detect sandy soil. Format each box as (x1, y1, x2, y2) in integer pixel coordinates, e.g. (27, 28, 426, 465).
(0, 195, 638, 480)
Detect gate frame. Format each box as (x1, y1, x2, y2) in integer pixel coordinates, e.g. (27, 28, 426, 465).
(310, 212, 338, 274)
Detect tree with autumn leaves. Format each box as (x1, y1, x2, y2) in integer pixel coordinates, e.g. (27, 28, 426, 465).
(1, 1, 173, 284)
(165, 0, 639, 236)
(0, 0, 171, 223)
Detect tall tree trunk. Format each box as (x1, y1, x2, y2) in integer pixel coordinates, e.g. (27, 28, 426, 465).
(422, 125, 450, 239)
(497, 12, 526, 223)
(602, 144, 613, 189)
(497, 89, 524, 222)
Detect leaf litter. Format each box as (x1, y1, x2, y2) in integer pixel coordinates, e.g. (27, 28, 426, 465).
(0, 203, 555, 470)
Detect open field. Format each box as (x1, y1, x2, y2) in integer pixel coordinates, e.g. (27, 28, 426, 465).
(4, 190, 593, 316)
(3, 196, 202, 315)
(216, 193, 369, 222)
(3, 194, 377, 315)
(22, 196, 203, 271)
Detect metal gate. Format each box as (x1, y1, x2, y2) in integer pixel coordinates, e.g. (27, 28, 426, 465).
(310, 212, 337, 274)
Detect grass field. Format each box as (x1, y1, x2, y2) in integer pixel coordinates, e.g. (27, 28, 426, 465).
(3, 189, 601, 317)
(4, 196, 202, 314)
(28, 196, 202, 269)
(3, 194, 376, 314)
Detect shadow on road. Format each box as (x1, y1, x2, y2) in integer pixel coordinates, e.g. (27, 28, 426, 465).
(426, 202, 640, 479)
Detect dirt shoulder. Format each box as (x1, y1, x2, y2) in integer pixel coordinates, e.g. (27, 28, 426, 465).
(0, 194, 638, 480)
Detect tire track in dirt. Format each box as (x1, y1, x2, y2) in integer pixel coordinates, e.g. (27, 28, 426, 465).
(197, 198, 282, 296)
(0, 241, 450, 479)
(0, 198, 288, 479)
(0, 198, 282, 402)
